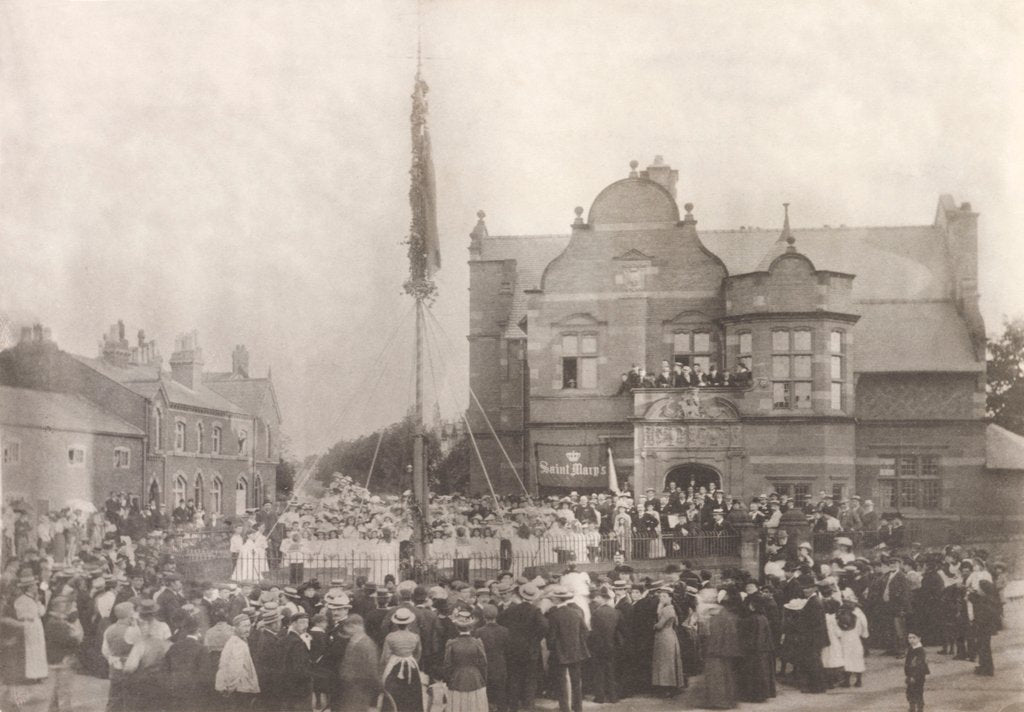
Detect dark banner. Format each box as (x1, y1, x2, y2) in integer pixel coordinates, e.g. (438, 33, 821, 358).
(535, 444, 608, 488)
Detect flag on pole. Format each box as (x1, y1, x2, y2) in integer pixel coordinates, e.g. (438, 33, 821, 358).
(408, 68, 440, 283)
(607, 446, 620, 494)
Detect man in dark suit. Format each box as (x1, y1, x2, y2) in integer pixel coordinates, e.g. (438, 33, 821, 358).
(277, 611, 312, 711)
(113, 573, 145, 610)
(250, 604, 283, 708)
(164, 612, 210, 710)
(545, 586, 590, 712)
(589, 587, 622, 704)
(474, 604, 511, 712)
(155, 573, 184, 624)
(882, 556, 912, 657)
(413, 586, 443, 679)
(612, 581, 635, 699)
(498, 584, 548, 712)
(629, 583, 660, 695)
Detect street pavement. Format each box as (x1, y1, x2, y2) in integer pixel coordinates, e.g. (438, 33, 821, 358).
(4, 602, 1023, 712)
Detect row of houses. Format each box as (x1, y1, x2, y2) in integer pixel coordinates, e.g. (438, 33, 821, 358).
(0, 321, 281, 526)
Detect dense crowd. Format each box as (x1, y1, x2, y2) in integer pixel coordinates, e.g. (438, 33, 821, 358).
(1, 509, 1010, 712)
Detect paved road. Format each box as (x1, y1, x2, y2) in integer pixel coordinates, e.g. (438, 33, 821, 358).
(5, 602, 1023, 712)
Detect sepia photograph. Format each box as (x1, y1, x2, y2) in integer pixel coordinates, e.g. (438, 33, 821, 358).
(0, 1, 1021, 711)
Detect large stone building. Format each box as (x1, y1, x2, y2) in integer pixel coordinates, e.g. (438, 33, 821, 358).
(0, 322, 281, 521)
(467, 157, 1022, 517)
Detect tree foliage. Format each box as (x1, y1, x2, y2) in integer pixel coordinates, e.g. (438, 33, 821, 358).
(316, 414, 469, 494)
(987, 317, 1024, 435)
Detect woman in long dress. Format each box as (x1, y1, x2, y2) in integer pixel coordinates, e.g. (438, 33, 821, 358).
(8, 574, 49, 683)
(381, 608, 423, 712)
(444, 610, 488, 712)
(231, 531, 268, 583)
(701, 589, 742, 709)
(738, 593, 776, 702)
(651, 588, 686, 696)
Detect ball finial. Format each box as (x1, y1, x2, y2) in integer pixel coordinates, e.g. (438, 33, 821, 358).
(684, 202, 694, 214)
(574, 206, 584, 217)
(629, 160, 639, 170)
(476, 210, 486, 220)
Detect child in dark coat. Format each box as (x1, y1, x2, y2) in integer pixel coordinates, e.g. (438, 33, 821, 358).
(904, 632, 930, 712)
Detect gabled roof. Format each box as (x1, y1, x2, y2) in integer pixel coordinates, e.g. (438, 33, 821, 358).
(986, 424, 1024, 471)
(71, 354, 247, 415)
(854, 301, 982, 373)
(0, 385, 144, 436)
(477, 234, 571, 339)
(205, 377, 282, 424)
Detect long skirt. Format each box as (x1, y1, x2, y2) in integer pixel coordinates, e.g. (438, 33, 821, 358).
(701, 656, 739, 709)
(739, 652, 776, 702)
(384, 666, 423, 712)
(448, 687, 488, 712)
(679, 625, 703, 675)
(652, 628, 685, 687)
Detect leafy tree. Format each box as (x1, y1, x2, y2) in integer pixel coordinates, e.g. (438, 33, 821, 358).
(274, 431, 299, 498)
(317, 415, 470, 494)
(987, 317, 1024, 435)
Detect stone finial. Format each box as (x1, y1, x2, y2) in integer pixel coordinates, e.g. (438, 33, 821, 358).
(629, 160, 639, 178)
(572, 206, 586, 228)
(680, 202, 696, 226)
(470, 209, 488, 241)
(477, 209, 486, 220)
(684, 202, 694, 216)
(781, 203, 795, 250)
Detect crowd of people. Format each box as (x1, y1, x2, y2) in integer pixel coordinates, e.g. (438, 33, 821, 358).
(1, 502, 1010, 712)
(614, 360, 753, 392)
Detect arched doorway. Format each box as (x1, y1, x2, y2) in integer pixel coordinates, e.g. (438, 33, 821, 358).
(664, 463, 721, 493)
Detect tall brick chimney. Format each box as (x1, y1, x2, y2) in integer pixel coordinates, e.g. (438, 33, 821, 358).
(169, 331, 204, 390)
(231, 345, 250, 379)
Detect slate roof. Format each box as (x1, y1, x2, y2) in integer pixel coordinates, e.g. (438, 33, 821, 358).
(479, 214, 979, 372)
(204, 376, 282, 423)
(0, 385, 144, 436)
(477, 235, 572, 339)
(71, 355, 247, 414)
(986, 424, 1024, 471)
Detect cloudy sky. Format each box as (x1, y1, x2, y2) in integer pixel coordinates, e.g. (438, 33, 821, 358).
(1, 0, 1021, 456)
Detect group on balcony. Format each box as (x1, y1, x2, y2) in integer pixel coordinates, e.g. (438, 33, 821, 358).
(616, 359, 751, 394)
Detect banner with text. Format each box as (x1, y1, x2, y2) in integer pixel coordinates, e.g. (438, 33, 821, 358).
(535, 444, 608, 488)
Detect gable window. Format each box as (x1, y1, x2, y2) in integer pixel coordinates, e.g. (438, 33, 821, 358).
(266, 424, 272, 459)
(153, 408, 163, 451)
(212, 426, 222, 455)
(561, 333, 598, 389)
(113, 447, 130, 469)
(238, 429, 248, 455)
(175, 421, 186, 452)
(672, 330, 713, 372)
(68, 447, 85, 466)
(876, 454, 941, 510)
(771, 328, 812, 410)
(2, 439, 20, 464)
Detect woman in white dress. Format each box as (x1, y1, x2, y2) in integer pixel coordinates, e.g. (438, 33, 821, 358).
(231, 531, 268, 582)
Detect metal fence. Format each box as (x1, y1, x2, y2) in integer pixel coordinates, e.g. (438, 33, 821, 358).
(808, 515, 1024, 556)
(176, 532, 742, 586)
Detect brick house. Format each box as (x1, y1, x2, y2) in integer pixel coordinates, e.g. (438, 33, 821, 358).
(467, 156, 1022, 517)
(0, 322, 281, 519)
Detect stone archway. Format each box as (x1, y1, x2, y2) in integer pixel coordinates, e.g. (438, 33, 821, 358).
(664, 463, 722, 492)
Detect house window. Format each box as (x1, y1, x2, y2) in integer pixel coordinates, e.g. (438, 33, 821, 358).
(154, 408, 163, 451)
(113, 447, 130, 469)
(238, 429, 248, 455)
(772, 481, 810, 506)
(266, 424, 272, 459)
(68, 447, 85, 466)
(831, 330, 845, 411)
(175, 421, 186, 452)
(738, 332, 752, 371)
(561, 333, 598, 389)
(771, 328, 812, 410)
(173, 475, 187, 507)
(2, 439, 20, 464)
(673, 331, 713, 372)
(196, 423, 204, 454)
(254, 473, 264, 508)
(212, 426, 222, 455)
(211, 477, 223, 514)
(876, 455, 941, 510)
(194, 472, 204, 508)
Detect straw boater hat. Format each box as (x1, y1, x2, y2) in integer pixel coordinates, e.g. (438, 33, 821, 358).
(517, 583, 541, 602)
(834, 537, 853, 548)
(231, 613, 250, 627)
(17, 572, 36, 587)
(546, 584, 574, 601)
(391, 608, 415, 626)
(137, 599, 160, 617)
(797, 542, 813, 551)
(260, 602, 281, 623)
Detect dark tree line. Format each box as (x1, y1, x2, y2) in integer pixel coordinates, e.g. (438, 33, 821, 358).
(316, 413, 469, 494)
(988, 317, 1024, 435)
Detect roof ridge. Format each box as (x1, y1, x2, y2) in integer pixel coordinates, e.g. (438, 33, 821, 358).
(699, 224, 937, 234)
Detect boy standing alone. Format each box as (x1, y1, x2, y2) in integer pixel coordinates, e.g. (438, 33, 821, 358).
(904, 632, 930, 712)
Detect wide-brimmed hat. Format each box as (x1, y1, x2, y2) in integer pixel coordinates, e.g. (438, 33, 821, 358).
(452, 609, 476, 628)
(518, 583, 541, 601)
(283, 586, 300, 600)
(797, 542, 813, 551)
(17, 572, 36, 587)
(231, 613, 251, 627)
(391, 608, 416, 626)
(137, 599, 159, 617)
(324, 591, 351, 609)
(113, 601, 135, 620)
(546, 585, 573, 601)
(834, 537, 853, 548)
